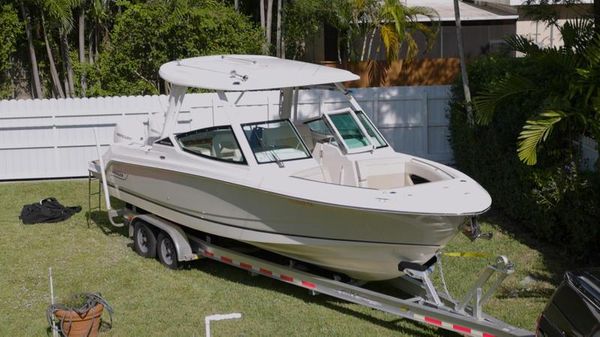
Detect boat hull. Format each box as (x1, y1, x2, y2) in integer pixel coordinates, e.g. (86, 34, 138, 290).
(107, 161, 466, 281)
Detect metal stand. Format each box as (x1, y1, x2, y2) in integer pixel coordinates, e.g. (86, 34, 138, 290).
(456, 256, 514, 320)
(87, 168, 102, 227)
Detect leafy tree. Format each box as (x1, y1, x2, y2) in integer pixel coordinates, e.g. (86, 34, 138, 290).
(283, 0, 351, 60)
(0, 4, 21, 98)
(87, 0, 264, 96)
(474, 19, 600, 166)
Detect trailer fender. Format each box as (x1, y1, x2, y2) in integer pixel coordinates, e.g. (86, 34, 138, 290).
(130, 214, 198, 262)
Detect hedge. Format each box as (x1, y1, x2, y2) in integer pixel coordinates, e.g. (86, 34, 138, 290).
(448, 56, 599, 264)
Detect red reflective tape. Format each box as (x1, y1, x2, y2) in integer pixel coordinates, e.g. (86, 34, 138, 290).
(204, 251, 214, 257)
(424, 317, 442, 326)
(240, 262, 252, 270)
(453, 325, 471, 333)
(483, 333, 496, 337)
(259, 268, 272, 276)
(221, 256, 232, 264)
(280, 274, 293, 282)
(301, 281, 316, 289)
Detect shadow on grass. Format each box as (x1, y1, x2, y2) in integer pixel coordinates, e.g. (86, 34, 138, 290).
(496, 286, 556, 299)
(86, 210, 128, 237)
(482, 211, 572, 287)
(195, 258, 458, 337)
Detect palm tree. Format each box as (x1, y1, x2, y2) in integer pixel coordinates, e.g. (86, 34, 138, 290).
(19, 0, 44, 98)
(473, 19, 600, 165)
(377, 0, 439, 63)
(43, 0, 79, 97)
(454, 0, 473, 125)
(87, 0, 111, 64)
(41, 11, 65, 98)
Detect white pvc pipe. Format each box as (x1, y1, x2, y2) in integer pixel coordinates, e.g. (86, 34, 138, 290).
(93, 128, 112, 211)
(205, 313, 242, 337)
(49, 267, 58, 337)
(92, 128, 125, 227)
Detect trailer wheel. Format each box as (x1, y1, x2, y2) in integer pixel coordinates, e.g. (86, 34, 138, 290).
(157, 232, 179, 269)
(133, 222, 157, 258)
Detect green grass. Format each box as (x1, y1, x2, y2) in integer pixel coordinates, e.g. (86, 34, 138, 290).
(0, 179, 567, 336)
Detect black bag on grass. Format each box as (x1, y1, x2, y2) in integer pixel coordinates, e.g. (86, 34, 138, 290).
(19, 197, 82, 224)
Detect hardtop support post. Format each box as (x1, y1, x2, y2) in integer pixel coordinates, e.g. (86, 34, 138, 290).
(280, 87, 294, 120)
(160, 84, 187, 138)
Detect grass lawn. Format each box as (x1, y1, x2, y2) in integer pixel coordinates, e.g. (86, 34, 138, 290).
(0, 179, 568, 336)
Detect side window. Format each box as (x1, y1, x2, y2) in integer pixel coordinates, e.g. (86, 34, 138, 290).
(176, 126, 246, 164)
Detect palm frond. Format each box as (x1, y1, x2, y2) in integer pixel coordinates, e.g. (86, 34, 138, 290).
(504, 35, 541, 55)
(473, 74, 536, 125)
(559, 18, 595, 54)
(517, 110, 565, 165)
(377, 0, 439, 63)
(380, 24, 399, 61)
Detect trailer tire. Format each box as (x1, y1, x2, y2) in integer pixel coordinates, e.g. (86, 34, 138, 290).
(157, 232, 179, 269)
(133, 222, 157, 258)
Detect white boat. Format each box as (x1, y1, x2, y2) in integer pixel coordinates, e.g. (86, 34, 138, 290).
(97, 55, 491, 281)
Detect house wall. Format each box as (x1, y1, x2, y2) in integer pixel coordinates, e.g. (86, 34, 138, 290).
(0, 86, 454, 180)
(304, 20, 516, 85)
(515, 4, 594, 48)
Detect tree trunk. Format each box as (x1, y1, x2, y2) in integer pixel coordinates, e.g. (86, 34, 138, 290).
(78, 9, 85, 63)
(360, 33, 368, 61)
(94, 29, 99, 63)
(234, 0, 239, 11)
(41, 13, 65, 98)
(260, 0, 268, 54)
(595, 0, 599, 34)
(366, 27, 377, 60)
(276, 0, 283, 57)
(78, 7, 87, 96)
(337, 31, 342, 63)
(88, 30, 94, 64)
(266, 0, 274, 49)
(260, 0, 265, 30)
(20, 1, 43, 99)
(60, 30, 76, 97)
(454, 0, 473, 125)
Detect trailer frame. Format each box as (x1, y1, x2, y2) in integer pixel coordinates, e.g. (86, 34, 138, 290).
(88, 168, 533, 337)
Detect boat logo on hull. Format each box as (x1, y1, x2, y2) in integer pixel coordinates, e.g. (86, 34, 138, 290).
(111, 169, 128, 180)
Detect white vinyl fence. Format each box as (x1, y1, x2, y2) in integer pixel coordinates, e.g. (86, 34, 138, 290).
(0, 86, 453, 180)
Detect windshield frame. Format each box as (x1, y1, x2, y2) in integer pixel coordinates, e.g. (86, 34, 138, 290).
(355, 110, 388, 149)
(175, 125, 248, 165)
(241, 118, 312, 165)
(323, 108, 375, 154)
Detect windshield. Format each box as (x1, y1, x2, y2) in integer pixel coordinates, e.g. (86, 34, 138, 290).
(305, 110, 387, 152)
(356, 112, 387, 148)
(242, 119, 311, 164)
(329, 112, 371, 149)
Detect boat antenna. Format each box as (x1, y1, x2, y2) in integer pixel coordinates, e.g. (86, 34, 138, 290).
(221, 55, 257, 64)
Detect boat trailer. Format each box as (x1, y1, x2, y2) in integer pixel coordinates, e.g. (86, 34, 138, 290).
(88, 166, 533, 337)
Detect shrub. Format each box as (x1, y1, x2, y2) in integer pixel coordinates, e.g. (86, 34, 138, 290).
(86, 0, 264, 96)
(449, 56, 599, 263)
